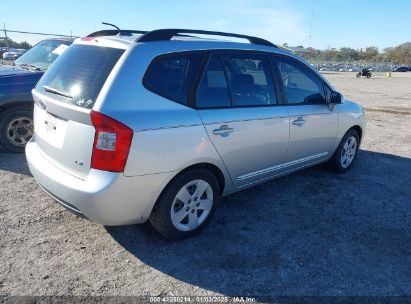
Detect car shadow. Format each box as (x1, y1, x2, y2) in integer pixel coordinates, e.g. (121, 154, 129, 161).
(0, 152, 31, 176)
(106, 149, 411, 297)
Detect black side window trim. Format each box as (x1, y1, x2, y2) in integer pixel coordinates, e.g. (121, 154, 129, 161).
(194, 50, 283, 110)
(194, 53, 232, 109)
(270, 54, 328, 106)
(142, 50, 330, 109)
(187, 51, 210, 108)
(142, 50, 207, 107)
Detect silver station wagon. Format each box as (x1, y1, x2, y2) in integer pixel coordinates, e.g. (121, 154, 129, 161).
(26, 28, 366, 240)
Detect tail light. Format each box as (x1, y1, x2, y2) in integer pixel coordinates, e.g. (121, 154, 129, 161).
(90, 110, 133, 172)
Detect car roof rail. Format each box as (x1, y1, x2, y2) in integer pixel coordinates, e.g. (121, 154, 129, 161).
(136, 29, 277, 47)
(87, 29, 147, 37)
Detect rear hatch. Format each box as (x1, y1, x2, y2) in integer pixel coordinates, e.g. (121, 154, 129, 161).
(32, 43, 125, 180)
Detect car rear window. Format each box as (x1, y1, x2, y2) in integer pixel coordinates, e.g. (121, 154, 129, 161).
(36, 44, 124, 109)
(143, 53, 203, 105)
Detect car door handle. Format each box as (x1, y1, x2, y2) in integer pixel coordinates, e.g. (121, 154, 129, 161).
(212, 125, 234, 136)
(292, 117, 306, 127)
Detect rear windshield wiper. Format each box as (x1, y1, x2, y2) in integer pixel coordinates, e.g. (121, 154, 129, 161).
(43, 85, 72, 98)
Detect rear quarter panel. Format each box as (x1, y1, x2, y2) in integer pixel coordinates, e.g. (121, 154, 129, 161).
(124, 123, 235, 195)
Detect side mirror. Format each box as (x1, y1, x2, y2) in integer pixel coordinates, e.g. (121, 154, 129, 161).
(330, 91, 342, 104)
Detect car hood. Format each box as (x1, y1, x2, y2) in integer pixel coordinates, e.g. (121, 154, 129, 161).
(0, 64, 34, 76)
(0, 64, 43, 83)
(0, 65, 44, 104)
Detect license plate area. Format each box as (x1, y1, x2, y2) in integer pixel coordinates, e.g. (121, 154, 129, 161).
(44, 112, 57, 133)
(35, 108, 67, 149)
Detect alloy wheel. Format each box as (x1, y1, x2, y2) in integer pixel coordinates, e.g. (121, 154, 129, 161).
(170, 179, 214, 231)
(340, 136, 357, 168)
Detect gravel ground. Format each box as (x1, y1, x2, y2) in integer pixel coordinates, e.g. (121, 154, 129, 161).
(0, 72, 410, 300)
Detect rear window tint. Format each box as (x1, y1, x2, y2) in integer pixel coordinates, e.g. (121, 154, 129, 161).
(222, 53, 277, 106)
(143, 53, 203, 105)
(37, 44, 124, 109)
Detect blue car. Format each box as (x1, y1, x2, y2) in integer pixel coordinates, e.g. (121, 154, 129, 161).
(392, 66, 409, 72)
(0, 38, 73, 152)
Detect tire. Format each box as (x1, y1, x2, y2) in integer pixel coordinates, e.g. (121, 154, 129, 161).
(356, 73, 361, 78)
(0, 107, 33, 153)
(366, 73, 372, 78)
(326, 129, 360, 173)
(149, 168, 220, 240)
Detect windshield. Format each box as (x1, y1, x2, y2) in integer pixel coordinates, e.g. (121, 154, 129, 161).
(14, 39, 72, 71)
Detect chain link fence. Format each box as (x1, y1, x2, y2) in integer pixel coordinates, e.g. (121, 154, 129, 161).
(306, 60, 394, 73)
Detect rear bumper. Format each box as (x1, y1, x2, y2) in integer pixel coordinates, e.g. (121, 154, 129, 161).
(38, 183, 87, 219)
(26, 138, 176, 225)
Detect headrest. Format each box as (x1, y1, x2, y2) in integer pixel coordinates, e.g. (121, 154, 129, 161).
(231, 74, 255, 93)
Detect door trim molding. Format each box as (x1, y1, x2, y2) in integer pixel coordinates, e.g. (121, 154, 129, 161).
(236, 152, 329, 181)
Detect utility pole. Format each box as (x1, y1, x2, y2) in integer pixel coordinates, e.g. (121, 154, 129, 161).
(3, 23, 9, 50)
(308, 7, 314, 48)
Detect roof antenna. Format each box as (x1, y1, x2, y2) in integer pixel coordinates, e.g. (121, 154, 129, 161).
(102, 22, 121, 34)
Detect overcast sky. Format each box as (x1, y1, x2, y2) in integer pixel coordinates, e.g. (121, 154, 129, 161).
(2, 0, 410, 50)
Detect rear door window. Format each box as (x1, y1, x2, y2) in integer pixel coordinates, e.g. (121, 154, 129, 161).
(221, 53, 277, 106)
(196, 55, 231, 108)
(144, 53, 203, 105)
(37, 44, 124, 109)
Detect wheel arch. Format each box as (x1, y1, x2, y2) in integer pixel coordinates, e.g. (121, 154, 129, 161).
(349, 125, 363, 144)
(330, 124, 364, 159)
(149, 162, 228, 221)
(174, 162, 226, 195)
(0, 101, 33, 113)
(148, 162, 225, 240)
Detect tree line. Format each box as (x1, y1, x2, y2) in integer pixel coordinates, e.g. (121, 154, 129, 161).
(0, 38, 32, 50)
(1, 36, 410, 65)
(297, 42, 411, 65)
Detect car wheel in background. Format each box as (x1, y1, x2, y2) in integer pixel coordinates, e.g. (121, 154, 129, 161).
(0, 107, 34, 153)
(327, 129, 360, 173)
(149, 169, 220, 240)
